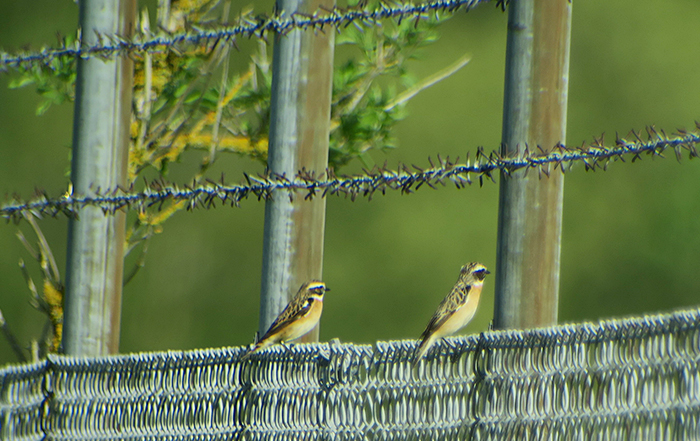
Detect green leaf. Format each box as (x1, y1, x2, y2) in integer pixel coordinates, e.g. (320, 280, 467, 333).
(8, 76, 36, 89)
(36, 100, 52, 116)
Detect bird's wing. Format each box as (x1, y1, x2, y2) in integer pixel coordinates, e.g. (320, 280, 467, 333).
(260, 294, 315, 340)
(420, 283, 473, 339)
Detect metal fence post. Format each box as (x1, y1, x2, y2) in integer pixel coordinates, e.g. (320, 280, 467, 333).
(63, 0, 135, 356)
(259, 0, 335, 341)
(494, 0, 572, 329)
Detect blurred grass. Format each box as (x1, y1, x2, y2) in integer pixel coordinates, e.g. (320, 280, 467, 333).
(1, 0, 699, 365)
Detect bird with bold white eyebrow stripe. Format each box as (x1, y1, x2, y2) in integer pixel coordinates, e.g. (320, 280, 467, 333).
(413, 262, 490, 364)
(242, 280, 329, 360)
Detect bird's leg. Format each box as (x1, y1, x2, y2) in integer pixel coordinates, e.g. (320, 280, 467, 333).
(280, 341, 295, 354)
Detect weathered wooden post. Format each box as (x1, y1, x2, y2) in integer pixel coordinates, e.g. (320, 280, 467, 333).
(259, 0, 335, 342)
(494, 0, 572, 329)
(63, 0, 136, 356)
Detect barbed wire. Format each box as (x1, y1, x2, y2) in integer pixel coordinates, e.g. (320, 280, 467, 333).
(0, 0, 502, 72)
(2, 125, 698, 222)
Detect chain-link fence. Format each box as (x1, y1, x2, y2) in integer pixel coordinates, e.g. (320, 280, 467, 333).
(2, 307, 699, 440)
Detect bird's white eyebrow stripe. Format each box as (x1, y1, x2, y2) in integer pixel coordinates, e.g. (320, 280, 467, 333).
(307, 283, 326, 290)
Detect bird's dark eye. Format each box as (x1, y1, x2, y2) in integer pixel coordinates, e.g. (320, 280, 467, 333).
(474, 269, 489, 280)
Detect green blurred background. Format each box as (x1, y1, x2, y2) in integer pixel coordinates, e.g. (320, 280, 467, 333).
(1, 1, 699, 366)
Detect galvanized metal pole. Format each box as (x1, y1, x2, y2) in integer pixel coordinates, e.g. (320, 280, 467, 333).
(259, 0, 335, 341)
(63, 0, 135, 356)
(494, 0, 572, 329)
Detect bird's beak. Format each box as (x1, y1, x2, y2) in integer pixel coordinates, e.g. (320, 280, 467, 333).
(484, 269, 491, 275)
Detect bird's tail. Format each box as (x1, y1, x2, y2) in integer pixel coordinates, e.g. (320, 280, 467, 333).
(240, 339, 272, 361)
(412, 334, 437, 366)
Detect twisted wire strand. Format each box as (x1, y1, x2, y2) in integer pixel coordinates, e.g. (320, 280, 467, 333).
(1, 307, 700, 440)
(2, 126, 698, 222)
(0, 0, 498, 72)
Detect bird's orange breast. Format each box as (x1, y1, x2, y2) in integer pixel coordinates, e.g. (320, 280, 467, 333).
(434, 288, 482, 339)
(277, 299, 324, 342)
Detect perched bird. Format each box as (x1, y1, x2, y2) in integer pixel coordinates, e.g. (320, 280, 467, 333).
(241, 280, 329, 360)
(413, 262, 490, 364)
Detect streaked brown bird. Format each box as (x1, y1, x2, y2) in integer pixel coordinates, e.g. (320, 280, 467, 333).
(413, 262, 490, 363)
(242, 280, 329, 360)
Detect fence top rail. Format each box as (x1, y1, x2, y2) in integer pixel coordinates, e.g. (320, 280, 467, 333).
(1, 304, 698, 376)
(2, 126, 698, 222)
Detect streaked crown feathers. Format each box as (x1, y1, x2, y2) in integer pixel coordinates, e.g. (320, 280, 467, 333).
(460, 262, 490, 281)
(304, 281, 329, 297)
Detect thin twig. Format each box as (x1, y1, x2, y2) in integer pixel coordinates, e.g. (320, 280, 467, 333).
(209, 1, 233, 165)
(0, 309, 27, 362)
(18, 258, 47, 313)
(23, 212, 60, 282)
(16, 230, 40, 261)
(384, 53, 471, 111)
(123, 237, 151, 286)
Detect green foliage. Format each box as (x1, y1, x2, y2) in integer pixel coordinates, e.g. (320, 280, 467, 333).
(4, 0, 456, 297)
(7, 34, 78, 115)
(7, 0, 446, 171)
(330, 3, 440, 167)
